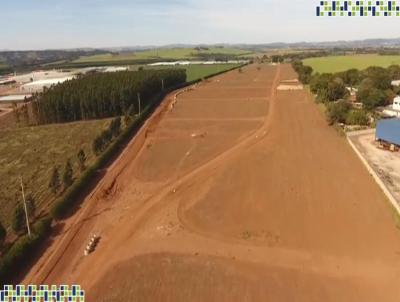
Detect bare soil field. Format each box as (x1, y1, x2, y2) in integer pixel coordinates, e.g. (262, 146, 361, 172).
(22, 64, 400, 301)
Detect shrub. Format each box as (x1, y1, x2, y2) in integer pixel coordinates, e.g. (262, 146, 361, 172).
(345, 110, 369, 126)
(77, 149, 87, 172)
(292, 60, 313, 84)
(49, 166, 61, 194)
(33, 216, 52, 237)
(0, 216, 52, 284)
(0, 222, 6, 244)
(326, 100, 351, 125)
(62, 159, 74, 189)
(11, 205, 25, 234)
(109, 117, 121, 137)
(92, 136, 103, 155)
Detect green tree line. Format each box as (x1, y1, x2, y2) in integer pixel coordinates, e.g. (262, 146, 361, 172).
(292, 60, 400, 125)
(31, 69, 186, 124)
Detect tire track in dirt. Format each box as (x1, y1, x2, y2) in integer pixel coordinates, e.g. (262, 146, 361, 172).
(114, 65, 281, 243)
(23, 84, 203, 284)
(24, 65, 274, 285)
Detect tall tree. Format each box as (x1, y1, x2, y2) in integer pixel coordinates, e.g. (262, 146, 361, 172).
(0, 222, 6, 244)
(326, 100, 351, 125)
(62, 160, 73, 189)
(32, 69, 186, 124)
(25, 194, 36, 219)
(11, 205, 25, 234)
(49, 166, 61, 194)
(109, 117, 121, 137)
(92, 136, 103, 155)
(77, 149, 87, 172)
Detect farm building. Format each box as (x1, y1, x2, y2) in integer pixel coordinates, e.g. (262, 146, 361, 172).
(0, 79, 16, 86)
(382, 96, 400, 118)
(20, 76, 75, 93)
(0, 94, 32, 103)
(102, 66, 128, 72)
(376, 118, 400, 150)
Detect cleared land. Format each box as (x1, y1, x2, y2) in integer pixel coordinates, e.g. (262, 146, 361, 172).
(23, 64, 400, 301)
(0, 119, 111, 227)
(303, 54, 400, 73)
(74, 47, 251, 63)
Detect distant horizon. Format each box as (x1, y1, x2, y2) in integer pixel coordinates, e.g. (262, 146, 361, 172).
(2, 36, 400, 52)
(3, 0, 400, 51)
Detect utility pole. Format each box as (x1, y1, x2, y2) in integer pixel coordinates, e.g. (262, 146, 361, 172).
(20, 176, 31, 237)
(161, 79, 165, 91)
(137, 93, 141, 115)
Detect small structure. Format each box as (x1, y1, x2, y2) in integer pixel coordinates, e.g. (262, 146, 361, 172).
(382, 96, 400, 118)
(20, 76, 74, 93)
(376, 118, 400, 151)
(84, 234, 101, 256)
(103, 66, 128, 73)
(346, 87, 358, 102)
(0, 94, 32, 103)
(0, 79, 16, 86)
(391, 80, 400, 87)
(277, 79, 303, 91)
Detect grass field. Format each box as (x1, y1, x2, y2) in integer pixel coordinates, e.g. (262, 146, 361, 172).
(144, 64, 241, 82)
(0, 61, 10, 73)
(0, 119, 111, 228)
(73, 47, 251, 64)
(303, 54, 400, 73)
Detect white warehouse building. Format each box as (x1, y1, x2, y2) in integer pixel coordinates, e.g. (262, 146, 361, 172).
(383, 96, 400, 117)
(20, 76, 75, 93)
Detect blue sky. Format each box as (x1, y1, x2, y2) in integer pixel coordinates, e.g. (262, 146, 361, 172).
(1, 0, 400, 50)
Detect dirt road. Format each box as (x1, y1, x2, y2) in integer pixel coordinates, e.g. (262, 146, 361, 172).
(23, 64, 400, 301)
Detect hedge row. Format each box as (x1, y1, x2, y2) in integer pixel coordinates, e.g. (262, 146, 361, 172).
(0, 216, 52, 284)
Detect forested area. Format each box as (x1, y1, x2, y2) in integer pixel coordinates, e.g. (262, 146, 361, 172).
(293, 60, 400, 126)
(0, 49, 109, 70)
(31, 69, 186, 124)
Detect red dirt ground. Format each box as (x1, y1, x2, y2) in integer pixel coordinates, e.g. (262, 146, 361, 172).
(22, 64, 400, 301)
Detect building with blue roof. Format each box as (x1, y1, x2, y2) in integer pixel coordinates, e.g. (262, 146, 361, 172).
(376, 118, 400, 147)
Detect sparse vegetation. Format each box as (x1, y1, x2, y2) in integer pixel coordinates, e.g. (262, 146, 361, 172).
(345, 109, 369, 125)
(0, 119, 111, 227)
(0, 223, 6, 244)
(11, 205, 25, 234)
(49, 166, 61, 195)
(0, 216, 52, 284)
(77, 149, 87, 172)
(62, 160, 74, 189)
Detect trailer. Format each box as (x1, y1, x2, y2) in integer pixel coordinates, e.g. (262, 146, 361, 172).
(376, 118, 400, 152)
